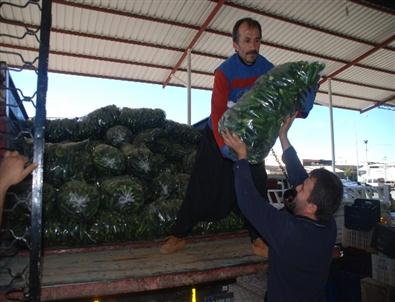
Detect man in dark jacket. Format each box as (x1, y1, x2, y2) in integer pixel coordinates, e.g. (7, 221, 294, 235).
(222, 114, 343, 302)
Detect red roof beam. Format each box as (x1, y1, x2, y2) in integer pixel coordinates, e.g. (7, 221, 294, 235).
(320, 34, 395, 84)
(162, 0, 225, 88)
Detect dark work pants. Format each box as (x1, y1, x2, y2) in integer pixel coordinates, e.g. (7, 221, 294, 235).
(172, 126, 268, 241)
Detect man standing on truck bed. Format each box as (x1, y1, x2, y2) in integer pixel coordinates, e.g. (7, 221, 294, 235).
(160, 17, 275, 256)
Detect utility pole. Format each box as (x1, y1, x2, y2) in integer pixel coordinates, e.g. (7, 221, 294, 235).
(363, 140, 368, 164)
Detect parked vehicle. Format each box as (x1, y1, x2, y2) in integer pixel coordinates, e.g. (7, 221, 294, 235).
(358, 163, 395, 188)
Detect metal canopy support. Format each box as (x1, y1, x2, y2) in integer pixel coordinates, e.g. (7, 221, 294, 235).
(29, 0, 52, 301)
(328, 79, 336, 173)
(162, 0, 224, 88)
(187, 48, 191, 125)
(319, 34, 395, 87)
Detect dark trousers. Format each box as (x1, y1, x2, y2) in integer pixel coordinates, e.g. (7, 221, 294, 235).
(172, 126, 268, 241)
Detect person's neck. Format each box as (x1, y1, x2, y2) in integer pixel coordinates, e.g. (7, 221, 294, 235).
(236, 53, 256, 66)
(294, 209, 317, 221)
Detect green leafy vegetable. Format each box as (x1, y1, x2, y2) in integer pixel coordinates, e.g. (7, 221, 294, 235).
(44, 140, 95, 186)
(78, 105, 120, 139)
(105, 125, 133, 147)
(121, 143, 157, 179)
(219, 61, 325, 164)
(118, 108, 166, 133)
(98, 176, 144, 213)
(45, 118, 79, 142)
(58, 180, 100, 221)
(92, 144, 126, 175)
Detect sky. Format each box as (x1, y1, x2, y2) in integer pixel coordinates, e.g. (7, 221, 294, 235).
(10, 70, 395, 166)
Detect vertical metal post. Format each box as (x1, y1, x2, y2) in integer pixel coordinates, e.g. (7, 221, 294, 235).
(29, 0, 51, 301)
(187, 48, 191, 125)
(364, 139, 368, 163)
(328, 78, 336, 173)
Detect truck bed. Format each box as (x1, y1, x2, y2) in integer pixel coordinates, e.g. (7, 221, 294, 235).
(0, 231, 267, 301)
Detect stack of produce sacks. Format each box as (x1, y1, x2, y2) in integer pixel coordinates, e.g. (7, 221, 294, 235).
(5, 61, 324, 248)
(5, 106, 244, 248)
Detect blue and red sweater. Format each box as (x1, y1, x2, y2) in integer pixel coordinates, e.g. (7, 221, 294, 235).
(209, 53, 274, 149)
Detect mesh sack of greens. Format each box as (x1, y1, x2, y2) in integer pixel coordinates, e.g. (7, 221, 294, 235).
(0, 180, 59, 248)
(150, 170, 179, 201)
(206, 212, 245, 233)
(44, 140, 95, 186)
(148, 138, 190, 161)
(173, 173, 190, 200)
(133, 128, 164, 148)
(78, 105, 120, 140)
(58, 180, 100, 222)
(105, 125, 133, 147)
(42, 183, 59, 221)
(219, 61, 325, 164)
(150, 198, 183, 233)
(182, 149, 197, 174)
(88, 211, 133, 244)
(98, 176, 144, 213)
(137, 203, 165, 239)
(44, 221, 93, 247)
(5, 181, 57, 223)
(118, 108, 166, 133)
(121, 143, 157, 180)
(92, 143, 126, 176)
(45, 118, 79, 143)
(163, 120, 202, 145)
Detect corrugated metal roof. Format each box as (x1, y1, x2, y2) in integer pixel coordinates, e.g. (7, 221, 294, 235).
(1, 0, 394, 112)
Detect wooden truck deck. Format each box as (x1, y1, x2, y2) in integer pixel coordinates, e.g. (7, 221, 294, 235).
(0, 231, 267, 301)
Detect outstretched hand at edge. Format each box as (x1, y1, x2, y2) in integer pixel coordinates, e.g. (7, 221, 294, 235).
(221, 129, 248, 160)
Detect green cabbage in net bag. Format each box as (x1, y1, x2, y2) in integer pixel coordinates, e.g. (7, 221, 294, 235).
(98, 176, 144, 213)
(92, 143, 126, 175)
(45, 117, 80, 143)
(88, 211, 133, 244)
(44, 220, 93, 247)
(58, 180, 100, 221)
(148, 138, 191, 161)
(105, 125, 133, 147)
(163, 120, 202, 145)
(120, 143, 157, 180)
(118, 108, 166, 133)
(44, 140, 95, 186)
(136, 200, 184, 239)
(78, 105, 120, 140)
(218, 61, 325, 164)
(150, 171, 187, 200)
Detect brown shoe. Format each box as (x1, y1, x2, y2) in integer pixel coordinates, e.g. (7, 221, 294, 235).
(160, 235, 186, 254)
(251, 238, 269, 257)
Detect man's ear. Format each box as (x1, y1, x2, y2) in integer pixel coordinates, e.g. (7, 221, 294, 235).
(306, 203, 317, 216)
(233, 41, 239, 52)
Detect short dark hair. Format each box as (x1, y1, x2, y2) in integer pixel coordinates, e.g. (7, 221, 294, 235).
(307, 168, 343, 223)
(232, 17, 262, 43)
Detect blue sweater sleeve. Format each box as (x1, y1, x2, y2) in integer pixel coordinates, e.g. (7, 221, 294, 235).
(282, 146, 309, 187)
(233, 147, 309, 249)
(234, 160, 292, 247)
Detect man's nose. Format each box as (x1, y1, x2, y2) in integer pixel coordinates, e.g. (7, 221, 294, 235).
(295, 184, 302, 192)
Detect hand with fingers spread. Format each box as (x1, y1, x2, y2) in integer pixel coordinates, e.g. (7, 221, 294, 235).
(0, 151, 37, 225)
(221, 129, 248, 160)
